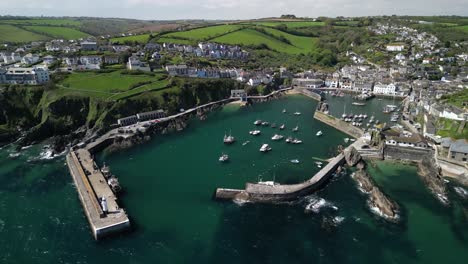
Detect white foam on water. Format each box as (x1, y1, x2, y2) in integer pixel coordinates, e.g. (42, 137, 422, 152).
(453, 187, 468, 199)
(368, 201, 399, 221)
(304, 195, 338, 213)
(332, 216, 345, 225)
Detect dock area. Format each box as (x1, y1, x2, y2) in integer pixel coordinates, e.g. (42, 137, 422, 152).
(66, 149, 130, 240)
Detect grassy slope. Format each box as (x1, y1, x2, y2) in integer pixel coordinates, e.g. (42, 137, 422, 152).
(262, 27, 319, 54)
(58, 70, 170, 100)
(0, 18, 81, 26)
(246, 21, 325, 28)
(436, 118, 468, 140)
(156, 37, 194, 45)
(455, 25, 468, 32)
(111, 34, 151, 44)
(164, 24, 241, 40)
(24, 26, 88, 39)
(212, 28, 317, 54)
(0, 24, 49, 42)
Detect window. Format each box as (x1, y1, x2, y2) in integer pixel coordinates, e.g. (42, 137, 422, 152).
(452, 155, 455, 159)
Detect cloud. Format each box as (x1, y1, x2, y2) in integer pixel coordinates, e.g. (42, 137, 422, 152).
(1, 0, 467, 19)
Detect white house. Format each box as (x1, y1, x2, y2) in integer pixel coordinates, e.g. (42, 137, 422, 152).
(21, 53, 40, 65)
(373, 82, 397, 95)
(386, 44, 405, 52)
(1, 67, 49, 85)
(127, 56, 150, 72)
(248, 78, 261, 86)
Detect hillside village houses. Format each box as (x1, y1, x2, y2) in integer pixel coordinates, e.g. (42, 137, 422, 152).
(386, 43, 405, 52)
(0, 67, 49, 85)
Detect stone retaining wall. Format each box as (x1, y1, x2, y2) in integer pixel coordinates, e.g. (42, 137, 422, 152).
(313, 111, 363, 138)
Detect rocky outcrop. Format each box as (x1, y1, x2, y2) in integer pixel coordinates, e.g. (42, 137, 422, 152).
(344, 146, 362, 167)
(418, 156, 449, 205)
(317, 101, 329, 112)
(352, 167, 399, 220)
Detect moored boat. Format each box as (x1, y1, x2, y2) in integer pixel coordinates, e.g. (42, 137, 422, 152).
(259, 144, 272, 152)
(271, 134, 284, 141)
(316, 131, 323, 136)
(219, 153, 229, 162)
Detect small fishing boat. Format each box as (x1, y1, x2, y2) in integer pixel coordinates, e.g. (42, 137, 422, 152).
(344, 138, 349, 143)
(285, 137, 293, 143)
(294, 111, 301, 116)
(316, 131, 323, 136)
(261, 121, 269, 126)
(271, 134, 284, 141)
(282, 109, 287, 113)
(242, 141, 250, 146)
(219, 153, 229, 162)
(259, 144, 272, 152)
(291, 138, 303, 144)
(290, 159, 300, 164)
(254, 120, 262, 125)
(223, 131, 235, 144)
(292, 125, 299, 132)
(249, 130, 261, 136)
(279, 124, 285, 130)
(107, 176, 122, 193)
(352, 102, 366, 106)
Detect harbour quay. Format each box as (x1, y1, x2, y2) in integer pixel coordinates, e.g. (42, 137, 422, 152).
(66, 149, 130, 240)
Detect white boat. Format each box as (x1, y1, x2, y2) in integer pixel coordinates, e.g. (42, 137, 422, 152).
(219, 153, 229, 162)
(223, 131, 235, 144)
(242, 141, 250, 146)
(344, 138, 349, 143)
(292, 138, 303, 144)
(352, 102, 366, 106)
(285, 137, 293, 143)
(282, 109, 287, 113)
(315, 161, 323, 165)
(254, 120, 262, 125)
(249, 130, 261, 136)
(279, 124, 285, 130)
(290, 159, 300, 164)
(350, 139, 356, 142)
(260, 144, 272, 152)
(292, 125, 299, 132)
(316, 131, 323, 136)
(261, 121, 269, 126)
(258, 181, 275, 186)
(294, 111, 301, 116)
(271, 134, 284, 141)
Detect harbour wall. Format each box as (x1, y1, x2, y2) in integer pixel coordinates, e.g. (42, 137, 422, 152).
(313, 111, 364, 139)
(215, 149, 348, 203)
(384, 145, 432, 162)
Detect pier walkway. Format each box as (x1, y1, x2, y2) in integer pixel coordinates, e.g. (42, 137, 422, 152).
(66, 149, 130, 240)
(216, 139, 363, 203)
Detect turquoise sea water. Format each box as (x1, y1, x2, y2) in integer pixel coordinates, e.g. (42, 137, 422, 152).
(0, 95, 466, 263)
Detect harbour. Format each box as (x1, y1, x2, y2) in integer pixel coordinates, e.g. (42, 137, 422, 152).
(0, 94, 467, 263)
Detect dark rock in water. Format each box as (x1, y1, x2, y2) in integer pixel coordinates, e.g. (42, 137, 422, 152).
(418, 156, 449, 204)
(344, 146, 362, 167)
(352, 166, 399, 220)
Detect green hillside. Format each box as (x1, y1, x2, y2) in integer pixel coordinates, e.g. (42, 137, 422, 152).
(212, 28, 318, 54)
(111, 34, 152, 44)
(24, 26, 89, 39)
(164, 24, 241, 40)
(0, 18, 81, 26)
(0, 24, 49, 42)
(246, 21, 325, 28)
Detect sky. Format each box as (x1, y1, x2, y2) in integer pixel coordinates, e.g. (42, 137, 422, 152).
(1, 0, 467, 20)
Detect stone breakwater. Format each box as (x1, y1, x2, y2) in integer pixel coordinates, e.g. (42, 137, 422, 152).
(313, 111, 364, 139)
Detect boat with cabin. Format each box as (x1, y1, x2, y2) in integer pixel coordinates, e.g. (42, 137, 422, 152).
(219, 153, 229, 162)
(259, 144, 272, 152)
(271, 134, 284, 141)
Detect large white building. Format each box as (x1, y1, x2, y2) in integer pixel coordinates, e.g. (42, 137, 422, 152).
(0, 67, 50, 85)
(373, 82, 397, 95)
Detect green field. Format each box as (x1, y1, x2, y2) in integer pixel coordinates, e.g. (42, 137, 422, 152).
(24, 26, 88, 39)
(436, 118, 468, 140)
(0, 18, 81, 26)
(156, 37, 194, 45)
(454, 25, 468, 32)
(212, 28, 317, 54)
(0, 24, 49, 42)
(59, 70, 170, 100)
(246, 21, 325, 28)
(111, 34, 152, 44)
(164, 25, 241, 40)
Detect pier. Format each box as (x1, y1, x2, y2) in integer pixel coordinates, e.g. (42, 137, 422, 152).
(66, 149, 130, 240)
(215, 139, 363, 203)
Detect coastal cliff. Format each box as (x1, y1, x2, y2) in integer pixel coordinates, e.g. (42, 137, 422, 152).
(0, 78, 244, 148)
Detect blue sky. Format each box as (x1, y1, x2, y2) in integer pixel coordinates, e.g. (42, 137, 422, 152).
(1, 0, 467, 20)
